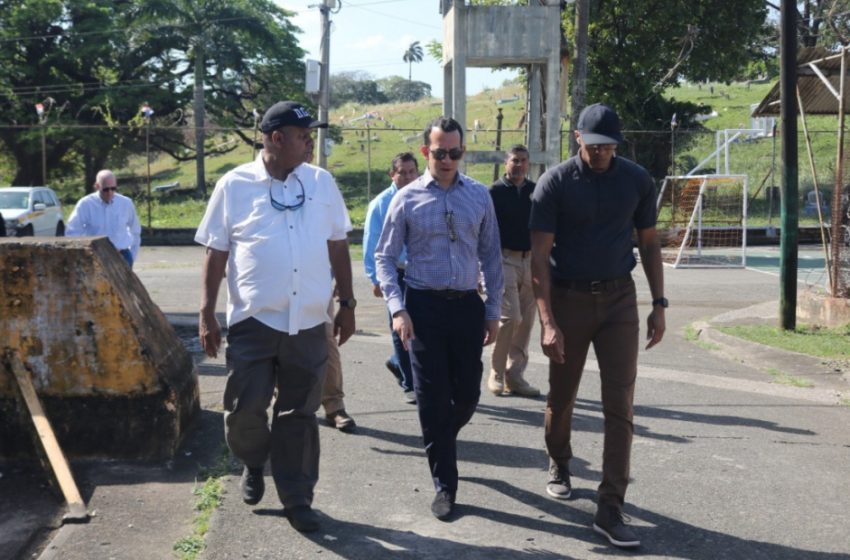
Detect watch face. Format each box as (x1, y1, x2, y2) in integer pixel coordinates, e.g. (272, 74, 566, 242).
(341, 298, 357, 309)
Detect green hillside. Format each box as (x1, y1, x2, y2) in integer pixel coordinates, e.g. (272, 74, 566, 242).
(54, 78, 844, 229)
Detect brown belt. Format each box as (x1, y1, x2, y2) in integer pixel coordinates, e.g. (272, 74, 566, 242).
(552, 274, 632, 295)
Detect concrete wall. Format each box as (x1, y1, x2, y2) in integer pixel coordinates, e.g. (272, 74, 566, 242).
(0, 237, 199, 458)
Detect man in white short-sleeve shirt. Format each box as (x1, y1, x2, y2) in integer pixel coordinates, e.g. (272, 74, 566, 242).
(66, 169, 141, 268)
(195, 101, 355, 533)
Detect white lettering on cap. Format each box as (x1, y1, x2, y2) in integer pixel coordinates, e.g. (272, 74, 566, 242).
(294, 107, 311, 119)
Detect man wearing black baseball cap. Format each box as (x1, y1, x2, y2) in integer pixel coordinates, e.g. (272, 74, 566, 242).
(196, 100, 354, 533)
(529, 103, 666, 548)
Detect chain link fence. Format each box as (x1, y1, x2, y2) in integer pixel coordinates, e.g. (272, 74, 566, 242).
(2, 122, 849, 295)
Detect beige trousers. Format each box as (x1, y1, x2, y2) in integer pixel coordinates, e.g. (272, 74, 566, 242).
(490, 250, 536, 383)
(322, 299, 345, 415)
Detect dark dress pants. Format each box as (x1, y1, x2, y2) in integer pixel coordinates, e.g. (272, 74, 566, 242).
(544, 280, 639, 507)
(405, 288, 485, 497)
(223, 318, 327, 508)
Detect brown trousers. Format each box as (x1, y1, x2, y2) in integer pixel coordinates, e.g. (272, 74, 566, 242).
(544, 280, 639, 507)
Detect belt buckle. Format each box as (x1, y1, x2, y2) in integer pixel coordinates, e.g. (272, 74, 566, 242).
(590, 281, 602, 295)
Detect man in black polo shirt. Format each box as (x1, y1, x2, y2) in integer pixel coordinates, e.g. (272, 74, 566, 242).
(529, 103, 666, 549)
(488, 145, 540, 397)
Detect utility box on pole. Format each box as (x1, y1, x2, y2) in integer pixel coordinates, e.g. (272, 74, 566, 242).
(305, 59, 321, 94)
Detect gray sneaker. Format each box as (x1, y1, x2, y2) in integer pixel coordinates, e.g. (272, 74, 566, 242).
(545, 460, 571, 499)
(593, 504, 640, 548)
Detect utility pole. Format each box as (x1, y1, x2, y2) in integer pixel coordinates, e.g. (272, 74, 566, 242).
(317, 0, 334, 170)
(569, 0, 589, 157)
(779, 0, 798, 330)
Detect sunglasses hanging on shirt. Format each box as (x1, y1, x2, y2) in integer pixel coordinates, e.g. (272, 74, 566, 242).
(269, 174, 305, 211)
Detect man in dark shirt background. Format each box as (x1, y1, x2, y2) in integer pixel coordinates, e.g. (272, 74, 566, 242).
(530, 103, 666, 549)
(488, 145, 540, 397)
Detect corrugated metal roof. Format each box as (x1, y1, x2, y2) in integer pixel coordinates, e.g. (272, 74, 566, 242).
(752, 46, 850, 116)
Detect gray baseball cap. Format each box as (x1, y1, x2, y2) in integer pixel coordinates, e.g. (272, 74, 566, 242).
(577, 103, 624, 145)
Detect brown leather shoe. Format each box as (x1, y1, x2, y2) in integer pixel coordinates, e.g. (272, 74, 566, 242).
(326, 409, 356, 433)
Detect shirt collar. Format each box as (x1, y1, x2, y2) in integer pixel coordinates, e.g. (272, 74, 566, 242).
(253, 151, 305, 183)
(421, 169, 463, 190)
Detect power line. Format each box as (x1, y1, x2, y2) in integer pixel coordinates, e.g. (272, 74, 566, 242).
(0, 16, 258, 44)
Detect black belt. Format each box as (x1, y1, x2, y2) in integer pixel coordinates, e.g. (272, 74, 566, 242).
(553, 274, 632, 294)
(419, 289, 477, 300)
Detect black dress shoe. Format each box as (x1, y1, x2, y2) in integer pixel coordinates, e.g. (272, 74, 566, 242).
(431, 491, 454, 521)
(285, 505, 321, 532)
(241, 466, 264, 505)
(385, 359, 403, 382)
(326, 409, 356, 433)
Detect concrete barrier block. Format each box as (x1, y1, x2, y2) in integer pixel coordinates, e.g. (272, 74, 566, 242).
(0, 237, 199, 459)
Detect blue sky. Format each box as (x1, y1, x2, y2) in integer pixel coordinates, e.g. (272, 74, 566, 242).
(277, 0, 518, 96)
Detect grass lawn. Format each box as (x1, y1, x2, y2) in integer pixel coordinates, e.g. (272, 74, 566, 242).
(716, 324, 850, 360)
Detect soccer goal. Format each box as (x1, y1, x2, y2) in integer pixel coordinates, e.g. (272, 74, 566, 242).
(656, 174, 748, 268)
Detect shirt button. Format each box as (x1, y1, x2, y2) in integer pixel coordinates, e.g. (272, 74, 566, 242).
(294, 268, 298, 272)
(290, 225, 293, 229)
(292, 291, 297, 295)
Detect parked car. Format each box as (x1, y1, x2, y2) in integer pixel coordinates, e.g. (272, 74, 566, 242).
(0, 186, 65, 237)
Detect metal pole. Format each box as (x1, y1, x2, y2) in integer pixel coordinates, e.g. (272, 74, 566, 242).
(831, 48, 847, 297)
(252, 113, 259, 161)
(493, 108, 504, 183)
(366, 122, 372, 202)
(779, 0, 798, 330)
(317, 3, 331, 170)
(41, 123, 47, 185)
(146, 120, 152, 229)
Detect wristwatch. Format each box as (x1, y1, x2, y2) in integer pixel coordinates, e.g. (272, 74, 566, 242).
(652, 297, 669, 308)
(338, 298, 357, 309)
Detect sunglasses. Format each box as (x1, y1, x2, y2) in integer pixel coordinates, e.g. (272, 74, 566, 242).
(269, 175, 305, 212)
(101, 187, 118, 192)
(429, 148, 464, 161)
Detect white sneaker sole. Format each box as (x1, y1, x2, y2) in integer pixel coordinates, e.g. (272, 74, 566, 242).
(592, 523, 640, 548)
(545, 485, 571, 500)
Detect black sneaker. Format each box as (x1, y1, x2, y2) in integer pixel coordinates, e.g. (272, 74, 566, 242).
(430, 490, 455, 521)
(285, 505, 320, 532)
(593, 504, 640, 548)
(545, 460, 571, 499)
(241, 466, 264, 505)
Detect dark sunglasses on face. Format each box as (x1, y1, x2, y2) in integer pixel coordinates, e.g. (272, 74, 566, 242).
(101, 187, 118, 192)
(429, 148, 464, 161)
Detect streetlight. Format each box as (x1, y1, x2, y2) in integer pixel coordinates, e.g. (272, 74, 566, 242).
(141, 102, 154, 229)
(35, 97, 56, 185)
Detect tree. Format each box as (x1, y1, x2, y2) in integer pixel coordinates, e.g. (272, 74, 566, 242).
(564, 0, 771, 177)
(0, 0, 189, 188)
(378, 76, 432, 103)
(402, 41, 424, 83)
(130, 0, 306, 193)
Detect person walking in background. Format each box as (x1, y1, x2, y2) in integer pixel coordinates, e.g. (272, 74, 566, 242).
(304, 144, 358, 433)
(66, 169, 141, 268)
(487, 144, 540, 398)
(530, 103, 666, 549)
(363, 152, 420, 404)
(196, 101, 355, 533)
(375, 116, 503, 521)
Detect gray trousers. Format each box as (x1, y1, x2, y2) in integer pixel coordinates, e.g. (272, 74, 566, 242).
(223, 318, 327, 508)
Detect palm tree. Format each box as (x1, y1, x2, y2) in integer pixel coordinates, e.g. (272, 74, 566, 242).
(402, 41, 424, 83)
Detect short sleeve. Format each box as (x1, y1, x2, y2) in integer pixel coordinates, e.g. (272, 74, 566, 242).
(633, 169, 657, 231)
(194, 179, 230, 251)
(529, 167, 561, 233)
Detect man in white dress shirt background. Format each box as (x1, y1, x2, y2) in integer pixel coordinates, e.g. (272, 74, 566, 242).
(66, 169, 142, 268)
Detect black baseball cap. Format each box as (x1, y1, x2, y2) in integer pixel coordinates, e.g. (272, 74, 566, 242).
(260, 101, 327, 133)
(576, 103, 624, 145)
